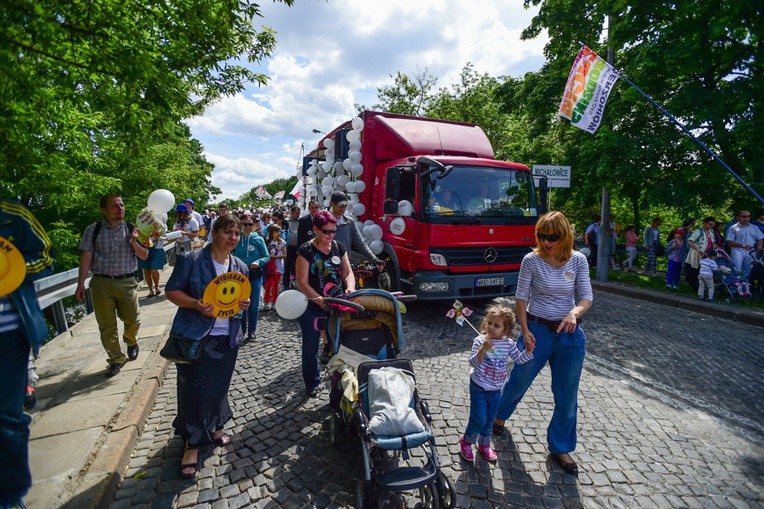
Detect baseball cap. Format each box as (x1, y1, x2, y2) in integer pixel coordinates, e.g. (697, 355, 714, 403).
(175, 204, 189, 212)
(183, 198, 194, 206)
(330, 191, 349, 205)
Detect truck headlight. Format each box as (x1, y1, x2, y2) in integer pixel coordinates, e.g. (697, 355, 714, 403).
(430, 253, 447, 266)
(419, 282, 449, 292)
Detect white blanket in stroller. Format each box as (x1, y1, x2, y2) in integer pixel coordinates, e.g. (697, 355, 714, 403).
(368, 367, 425, 436)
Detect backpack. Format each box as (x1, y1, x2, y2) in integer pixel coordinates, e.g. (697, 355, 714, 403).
(92, 220, 142, 281)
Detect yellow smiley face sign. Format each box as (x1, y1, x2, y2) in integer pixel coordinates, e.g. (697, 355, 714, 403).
(202, 271, 251, 318)
(0, 236, 26, 297)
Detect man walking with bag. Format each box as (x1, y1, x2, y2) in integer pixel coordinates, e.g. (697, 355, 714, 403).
(75, 193, 148, 377)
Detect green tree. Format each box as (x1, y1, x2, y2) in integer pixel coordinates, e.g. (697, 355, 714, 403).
(372, 69, 438, 116)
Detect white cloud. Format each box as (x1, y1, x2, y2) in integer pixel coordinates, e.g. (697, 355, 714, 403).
(188, 0, 548, 201)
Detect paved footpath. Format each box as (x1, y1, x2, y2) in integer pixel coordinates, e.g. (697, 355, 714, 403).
(103, 288, 763, 509)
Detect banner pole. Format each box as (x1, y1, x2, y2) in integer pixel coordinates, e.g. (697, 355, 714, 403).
(616, 72, 764, 204)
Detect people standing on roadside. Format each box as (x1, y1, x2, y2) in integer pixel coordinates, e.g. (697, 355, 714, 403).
(171, 204, 199, 258)
(584, 214, 600, 268)
(284, 205, 301, 289)
(492, 211, 592, 476)
(165, 214, 250, 479)
(232, 213, 268, 341)
(459, 305, 534, 464)
(684, 216, 717, 293)
(697, 251, 719, 301)
(297, 200, 320, 246)
(726, 210, 764, 281)
(295, 210, 356, 398)
(665, 230, 684, 289)
(0, 199, 54, 509)
(75, 194, 148, 377)
(263, 224, 286, 311)
(622, 224, 639, 271)
(642, 217, 662, 274)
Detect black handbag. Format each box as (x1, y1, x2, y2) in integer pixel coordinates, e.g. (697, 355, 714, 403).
(248, 266, 263, 279)
(159, 332, 207, 364)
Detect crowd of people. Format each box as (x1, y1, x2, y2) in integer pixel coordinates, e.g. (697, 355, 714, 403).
(584, 210, 764, 300)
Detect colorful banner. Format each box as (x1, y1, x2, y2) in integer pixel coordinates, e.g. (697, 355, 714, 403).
(288, 181, 303, 199)
(274, 190, 286, 199)
(255, 186, 271, 199)
(559, 45, 620, 134)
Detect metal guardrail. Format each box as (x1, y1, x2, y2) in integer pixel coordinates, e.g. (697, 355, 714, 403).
(34, 243, 176, 335)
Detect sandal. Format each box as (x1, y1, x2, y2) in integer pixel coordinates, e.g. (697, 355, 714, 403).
(212, 432, 231, 447)
(147, 291, 155, 298)
(180, 448, 199, 479)
(553, 453, 579, 475)
(155, 289, 162, 296)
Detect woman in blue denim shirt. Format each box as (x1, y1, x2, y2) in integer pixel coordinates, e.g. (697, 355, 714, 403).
(165, 214, 250, 479)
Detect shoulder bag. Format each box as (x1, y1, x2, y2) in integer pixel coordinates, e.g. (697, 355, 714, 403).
(159, 331, 208, 364)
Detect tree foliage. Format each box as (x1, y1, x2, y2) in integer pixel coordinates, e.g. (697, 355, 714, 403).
(0, 0, 292, 269)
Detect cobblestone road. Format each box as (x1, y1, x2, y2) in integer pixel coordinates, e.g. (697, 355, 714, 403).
(111, 291, 764, 508)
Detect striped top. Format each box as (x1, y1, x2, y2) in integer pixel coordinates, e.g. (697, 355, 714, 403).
(515, 251, 593, 321)
(0, 296, 19, 334)
(470, 334, 533, 391)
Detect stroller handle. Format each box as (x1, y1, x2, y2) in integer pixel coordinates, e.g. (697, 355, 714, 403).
(323, 297, 365, 313)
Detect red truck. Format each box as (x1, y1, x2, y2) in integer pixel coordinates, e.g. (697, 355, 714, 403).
(306, 111, 544, 300)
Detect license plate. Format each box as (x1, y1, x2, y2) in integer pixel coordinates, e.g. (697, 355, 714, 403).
(475, 277, 504, 287)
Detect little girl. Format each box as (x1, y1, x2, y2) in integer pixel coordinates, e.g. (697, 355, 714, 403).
(623, 224, 639, 271)
(263, 224, 286, 310)
(666, 230, 684, 289)
(459, 305, 535, 463)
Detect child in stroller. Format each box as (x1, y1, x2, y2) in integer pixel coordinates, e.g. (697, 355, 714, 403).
(714, 249, 752, 300)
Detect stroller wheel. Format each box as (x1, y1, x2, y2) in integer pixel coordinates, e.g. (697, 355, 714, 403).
(435, 471, 456, 509)
(417, 483, 440, 509)
(329, 412, 344, 447)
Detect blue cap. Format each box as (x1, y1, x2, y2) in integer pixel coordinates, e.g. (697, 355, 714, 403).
(183, 198, 194, 206)
(175, 204, 189, 212)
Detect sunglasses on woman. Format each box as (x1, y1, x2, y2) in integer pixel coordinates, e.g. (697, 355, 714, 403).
(320, 228, 337, 235)
(538, 233, 561, 242)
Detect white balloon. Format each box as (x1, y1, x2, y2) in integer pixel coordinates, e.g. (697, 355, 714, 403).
(309, 159, 319, 166)
(324, 149, 335, 161)
(274, 290, 308, 319)
(322, 176, 335, 187)
(354, 181, 366, 193)
(350, 164, 364, 177)
(346, 130, 360, 142)
(349, 193, 360, 204)
(147, 189, 175, 213)
(306, 168, 316, 177)
(389, 217, 406, 235)
(333, 161, 344, 173)
(364, 220, 375, 229)
(369, 240, 383, 255)
(351, 116, 364, 131)
(349, 140, 362, 151)
(321, 161, 333, 172)
(349, 151, 362, 164)
(398, 200, 413, 217)
(343, 158, 353, 170)
(322, 186, 333, 196)
(353, 203, 366, 215)
(362, 225, 372, 238)
(323, 198, 330, 208)
(369, 224, 383, 241)
(345, 181, 356, 193)
(336, 175, 350, 187)
(323, 138, 335, 150)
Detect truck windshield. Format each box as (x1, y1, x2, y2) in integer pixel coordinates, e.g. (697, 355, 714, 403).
(422, 165, 537, 222)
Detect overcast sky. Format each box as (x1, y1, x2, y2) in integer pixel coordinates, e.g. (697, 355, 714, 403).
(185, 0, 548, 203)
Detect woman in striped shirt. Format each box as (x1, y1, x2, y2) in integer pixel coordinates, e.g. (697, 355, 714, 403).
(492, 211, 593, 475)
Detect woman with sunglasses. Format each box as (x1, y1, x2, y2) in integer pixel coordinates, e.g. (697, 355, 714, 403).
(295, 210, 355, 398)
(492, 211, 593, 475)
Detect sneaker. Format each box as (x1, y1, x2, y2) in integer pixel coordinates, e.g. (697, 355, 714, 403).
(127, 344, 139, 361)
(459, 436, 474, 462)
(698, 296, 705, 301)
(477, 444, 498, 462)
(24, 386, 37, 410)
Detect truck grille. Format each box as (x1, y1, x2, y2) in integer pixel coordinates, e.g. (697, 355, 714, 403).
(432, 246, 532, 266)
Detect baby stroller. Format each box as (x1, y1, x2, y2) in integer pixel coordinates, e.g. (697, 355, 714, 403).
(325, 290, 455, 508)
(713, 249, 751, 301)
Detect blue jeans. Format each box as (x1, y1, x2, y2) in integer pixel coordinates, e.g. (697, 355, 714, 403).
(667, 260, 682, 286)
(464, 380, 500, 445)
(243, 275, 262, 336)
(0, 329, 31, 505)
(298, 303, 327, 390)
(495, 321, 586, 454)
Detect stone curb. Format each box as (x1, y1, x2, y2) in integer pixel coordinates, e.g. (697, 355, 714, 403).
(69, 345, 171, 509)
(592, 280, 764, 327)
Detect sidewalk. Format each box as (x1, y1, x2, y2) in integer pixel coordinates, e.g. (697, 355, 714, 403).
(26, 269, 175, 509)
(24, 270, 764, 508)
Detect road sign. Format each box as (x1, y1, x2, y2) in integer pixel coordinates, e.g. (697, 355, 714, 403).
(532, 165, 571, 188)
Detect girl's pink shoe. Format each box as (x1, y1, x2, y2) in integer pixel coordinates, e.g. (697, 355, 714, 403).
(459, 436, 474, 462)
(477, 444, 498, 462)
